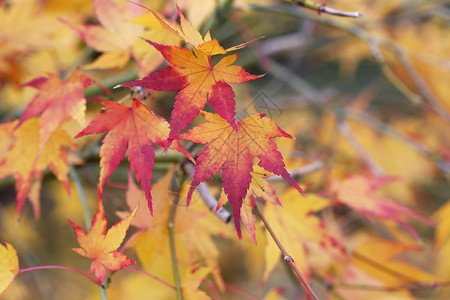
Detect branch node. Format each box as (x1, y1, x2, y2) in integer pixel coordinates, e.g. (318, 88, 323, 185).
(284, 255, 295, 262)
(318, 2, 326, 15)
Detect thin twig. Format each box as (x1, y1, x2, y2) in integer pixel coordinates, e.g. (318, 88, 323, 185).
(124, 267, 176, 290)
(99, 286, 108, 300)
(169, 181, 183, 300)
(338, 108, 450, 174)
(254, 202, 320, 300)
(19, 265, 101, 285)
(332, 280, 450, 292)
(392, 46, 450, 121)
(182, 163, 231, 223)
(287, 0, 362, 18)
(119, 227, 146, 252)
(224, 283, 260, 300)
(337, 119, 384, 176)
(252, 4, 450, 123)
(69, 166, 92, 231)
(352, 251, 421, 283)
(83, 70, 138, 98)
(69, 166, 107, 298)
(265, 160, 324, 181)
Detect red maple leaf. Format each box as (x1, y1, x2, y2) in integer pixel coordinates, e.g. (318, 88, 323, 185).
(178, 111, 304, 238)
(75, 98, 192, 214)
(69, 201, 137, 282)
(118, 41, 259, 138)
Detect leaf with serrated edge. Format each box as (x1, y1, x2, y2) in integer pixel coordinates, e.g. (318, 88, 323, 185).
(76, 99, 192, 214)
(18, 69, 91, 147)
(179, 111, 304, 239)
(69, 201, 137, 282)
(120, 42, 259, 138)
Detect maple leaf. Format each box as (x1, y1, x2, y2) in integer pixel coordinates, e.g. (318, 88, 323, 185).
(62, 0, 143, 70)
(18, 69, 92, 146)
(132, 4, 252, 56)
(119, 41, 259, 138)
(75, 98, 192, 214)
(0, 118, 76, 217)
(178, 111, 304, 238)
(117, 5, 259, 138)
(69, 201, 137, 283)
(0, 242, 19, 296)
(330, 175, 434, 239)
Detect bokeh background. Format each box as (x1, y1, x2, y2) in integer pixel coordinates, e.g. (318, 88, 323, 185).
(1, 0, 449, 299)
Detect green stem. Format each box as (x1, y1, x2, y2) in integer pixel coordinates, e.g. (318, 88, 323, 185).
(69, 165, 105, 298)
(69, 165, 92, 229)
(168, 171, 185, 300)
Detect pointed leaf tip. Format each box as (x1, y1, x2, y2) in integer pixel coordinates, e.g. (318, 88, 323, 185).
(70, 201, 137, 282)
(179, 113, 302, 239)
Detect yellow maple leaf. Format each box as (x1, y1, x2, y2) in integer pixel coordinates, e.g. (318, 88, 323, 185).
(0, 118, 76, 217)
(0, 242, 19, 296)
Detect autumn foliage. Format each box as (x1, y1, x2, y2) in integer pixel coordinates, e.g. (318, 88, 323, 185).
(1, 0, 449, 299)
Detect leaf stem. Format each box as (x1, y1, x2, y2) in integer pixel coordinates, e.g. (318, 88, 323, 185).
(254, 202, 320, 300)
(168, 175, 184, 300)
(19, 265, 101, 285)
(124, 267, 176, 290)
(119, 227, 146, 252)
(69, 165, 92, 229)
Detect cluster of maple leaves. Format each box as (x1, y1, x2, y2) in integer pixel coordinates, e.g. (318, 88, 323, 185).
(0, 1, 307, 294)
(1, 0, 450, 299)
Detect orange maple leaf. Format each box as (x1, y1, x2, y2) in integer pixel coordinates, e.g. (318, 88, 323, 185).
(0, 118, 76, 217)
(118, 5, 259, 138)
(18, 69, 92, 146)
(69, 201, 137, 283)
(120, 43, 259, 138)
(75, 98, 192, 214)
(179, 111, 304, 238)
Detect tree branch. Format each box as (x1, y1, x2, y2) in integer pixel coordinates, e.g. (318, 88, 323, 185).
(254, 202, 320, 300)
(287, 0, 362, 18)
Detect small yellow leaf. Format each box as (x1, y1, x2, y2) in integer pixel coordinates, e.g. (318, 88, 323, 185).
(0, 242, 19, 296)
